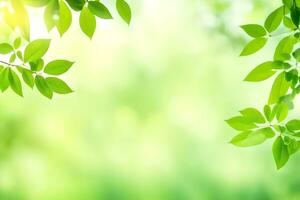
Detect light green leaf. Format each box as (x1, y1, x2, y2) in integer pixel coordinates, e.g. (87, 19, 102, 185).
(244, 61, 276, 82)
(8, 68, 22, 97)
(18, 67, 34, 88)
(44, 0, 59, 31)
(264, 105, 273, 122)
(283, 16, 297, 29)
(0, 43, 14, 54)
(286, 119, 300, 131)
(240, 108, 265, 124)
(274, 36, 297, 61)
(273, 136, 289, 169)
(226, 116, 257, 131)
(46, 77, 73, 94)
(268, 72, 291, 105)
(11, 0, 30, 40)
(0, 68, 10, 92)
(288, 139, 300, 155)
(44, 59, 74, 75)
(24, 39, 51, 62)
(116, 0, 132, 25)
(230, 127, 275, 147)
(80, 7, 96, 39)
(9, 53, 16, 63)
(13, 37, 22, 49)
(56, 0, 72, 36)
(264, 6, 284, 33)
(35, 75, 53, 99)
(276, 102, 289, 122)
(240, 38, 267, 56)
(17, 51, 23, 61)
(24, 0, 50, 7)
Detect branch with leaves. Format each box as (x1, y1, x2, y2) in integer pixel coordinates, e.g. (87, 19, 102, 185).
(226, 0, 300, 170)
(0, 0, 132, 98)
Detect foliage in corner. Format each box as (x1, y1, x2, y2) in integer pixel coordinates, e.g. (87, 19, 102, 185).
(0, 0, 132, 99)
(226, 0, 300, 169)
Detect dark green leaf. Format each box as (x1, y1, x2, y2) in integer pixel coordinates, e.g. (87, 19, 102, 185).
(88, 1, 113, 19)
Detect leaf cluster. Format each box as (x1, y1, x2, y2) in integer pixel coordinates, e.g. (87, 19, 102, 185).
(227, 0, 300, 169)
(0, 0, 132, 98)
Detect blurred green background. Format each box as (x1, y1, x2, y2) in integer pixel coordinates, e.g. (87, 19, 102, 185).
(1, 0, 300, 199)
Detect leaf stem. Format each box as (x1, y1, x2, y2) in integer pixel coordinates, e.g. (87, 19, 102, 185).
(0, 60, 20, 67)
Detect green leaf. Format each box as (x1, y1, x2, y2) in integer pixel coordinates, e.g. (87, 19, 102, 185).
(264, 6, 284, 33)
(240, 38, 267, 56)
(274, 36, 297, 61)
(19, 67, 34, 88)
(13, 37, 22, 49)
(276, 102, 289, 122)
(116, 0, 132, 25)
(283, 0, 293, 8)
(88, 1, 113, 19)
(16, 51, 23, 61)
(9, 53, 16, 63)
(244, 61, 276, 82)
(286, 119, 300, 131)
(56, 0, 72, 36)
(44, 0, 59, 31)
(264, 105, 273, 122)
(65, 0, 85, 11)
(11, 0, 30, 40)
(268, 72, 291, 105)
(24, 0, 50, 7)
(44, 60, 74, 75)
(46, 77, 73, 94)
(35, 75, 53, 99)
(80, 7, 96, 39)
(288, 139, 299, 155)
(0, 68, 10, 92)
(240, 108, 265, 124)
(24, 39, 51, 63)
(230, 127, 275, 147)
(30, 59, 44, 72)
(226, 116, 257, 131)
(8, 68, 22, 97)
(291, 3, 300, 27)
(283, 16, 297, 29)
(0, 43, 14, 54)
(273, 136, 289, 169)
(292, 48, 300, 62)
